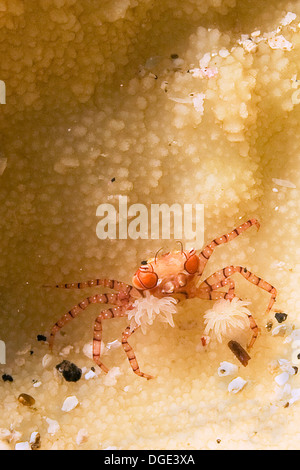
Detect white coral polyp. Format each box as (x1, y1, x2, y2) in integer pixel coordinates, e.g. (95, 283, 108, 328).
(128, 291, 178, 334)
(203, 297, 251, 343)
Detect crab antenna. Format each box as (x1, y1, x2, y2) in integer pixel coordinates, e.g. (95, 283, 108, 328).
(154, 247, 164, 264)
(175, 241, 184, 253)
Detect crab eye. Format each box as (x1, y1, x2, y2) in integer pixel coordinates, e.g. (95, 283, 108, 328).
(132, 268, 158, 290)
(141, 260, 148, 265)
(184, 250, 199, 274)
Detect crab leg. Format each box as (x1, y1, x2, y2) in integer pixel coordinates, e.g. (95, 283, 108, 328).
(198, 218, 260, 275)
(122, 326, 154, 380)
(49, 292, 131, 350)
(93, 306, 129, 373)
(197, 278, 259, 349)
(50, 278, 139, 297)
(198, 265, 277, 314)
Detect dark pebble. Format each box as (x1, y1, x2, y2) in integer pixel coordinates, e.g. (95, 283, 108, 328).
(2, 374, 13, 382)
(37, 334, 47, 342)
(275, 312, 288, 323)
(228, 340, 251, 367)
(56, 360, 82, 382)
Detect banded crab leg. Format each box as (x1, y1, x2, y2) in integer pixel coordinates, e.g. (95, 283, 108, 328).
(197, 278, 259, 349)
(93, 306, 129, 373)
(122, 326, 154, 380)
(198, 218, 260, 275)
(198, 265, 277, 314)
(49, 292, 132, 351)
(50, 278, 140, 298)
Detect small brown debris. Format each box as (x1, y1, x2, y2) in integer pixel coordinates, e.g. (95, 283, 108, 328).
(228, 340, 251, 367)
(266, 320, 273, 331)
(30, 432, 41, 450)
(18, 393, 35, 407)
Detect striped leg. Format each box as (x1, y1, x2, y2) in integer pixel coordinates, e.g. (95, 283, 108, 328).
(122, 326, 154, 380)
(199, 265, 277, 314)
(197, 279, 259, 349)
(49, 292, 130, 350)
(50, 278, 140, 299)
(93, 306, 128, 373)
(198, 219, 260, 275)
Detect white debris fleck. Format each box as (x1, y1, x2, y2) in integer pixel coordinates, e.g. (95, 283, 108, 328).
(45, 418, 60, 435)
(189, 67, 218, 78)
(106, 339, 122, 351)
(84, 370, 96, 380)
(33, 381, 42, 388)
(268, 35, 293, 51)
(238, 36, 258, 53)
(42, 353, 53, 368)
(272, 324, 287, 336)
(228, 377, 247, 393)
(218, 361, 239, 377)
(61, 395, 79, 412)
(103, 367, 122, 386)
(272, 178, 296, 188)
(29, 432, 39, 445)
(76, 428, 89, 445)
(82, 342, 93, 359)
(192, 93, 205, 114)
(59, 345, 74, 356)
(278, 358, 297, 375)
(219, 48, 230, 57)
(280, 12, 297, 26)
(15, 441, 31, 450)
(199, 52, 211, 68)
(275, 371, 290, 386)
(290, 388, 300, 405)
